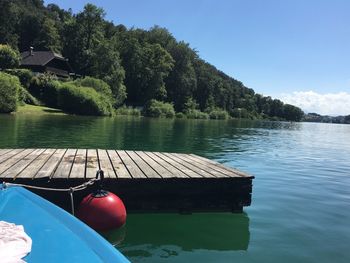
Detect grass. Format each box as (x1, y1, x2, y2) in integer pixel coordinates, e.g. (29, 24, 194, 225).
(16, 104, 66, 115)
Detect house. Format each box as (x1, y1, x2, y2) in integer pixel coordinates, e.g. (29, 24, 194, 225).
(20, 47, 74, 78)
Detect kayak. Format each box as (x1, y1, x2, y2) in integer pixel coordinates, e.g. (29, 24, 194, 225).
(0, 184, 130, 263)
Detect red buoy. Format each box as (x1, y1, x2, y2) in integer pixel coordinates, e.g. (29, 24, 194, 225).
(76, 170, 127, 231)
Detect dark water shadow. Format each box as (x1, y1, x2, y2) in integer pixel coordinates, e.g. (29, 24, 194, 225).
(42, 109, 64, 114)
(104, 212, 250, 259)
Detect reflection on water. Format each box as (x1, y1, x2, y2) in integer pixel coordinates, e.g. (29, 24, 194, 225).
(0, 114, 301, 155)
(1, 115, 350, 263)
(104, 213, 250, 260)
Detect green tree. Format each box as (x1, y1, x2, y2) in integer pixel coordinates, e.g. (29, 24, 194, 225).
(165, 41, 197, 111)
(0, 0, 20, 47)
(0, 72, 20, 113)
(88, 39, 126, 106)
(121, 38, 174, 105)
(63, 4, 105, 74)
(283, 104, 304, 121)
(0, 44, 20, 70)
(34, 18, 62, 52)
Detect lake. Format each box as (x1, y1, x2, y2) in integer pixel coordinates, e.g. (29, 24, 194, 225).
(1, 114, 350, 263)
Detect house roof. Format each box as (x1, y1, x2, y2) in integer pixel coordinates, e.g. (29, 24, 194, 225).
(20, 51, 67, 66)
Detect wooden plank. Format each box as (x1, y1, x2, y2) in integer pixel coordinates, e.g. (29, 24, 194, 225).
(0, 149, 24, 164)
(163, 153, 217, 178)
(117, 150, 146, 178)
(86, 149, 99, 179)
(35, 149, 66, 179)
(126, 151, 161, 178)
(184, 154, 242, 177)
(70, 149, 86, 178)
(2, 149, 45, 178)
(0, 149, 35, 175)
(16, 149, 56, 179)
(153, 152, 202, 178)
(107, 150, 131, 179)
(144, 151, 188, 178)
(97, 149, 115, 178)
(51, 149, 76, 179)
(171, 153, 230, 178)
(189, 154, 251, 177)
(0, 149, 12, 156)
(136, 151, 174, 178)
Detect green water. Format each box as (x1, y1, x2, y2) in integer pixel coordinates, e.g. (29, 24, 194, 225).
(1, 114, 350, 263)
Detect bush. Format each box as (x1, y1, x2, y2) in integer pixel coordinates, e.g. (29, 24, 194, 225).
(208, 108, 230, 120)
(0, 44, 20, 70)
(143, 100, 175, 118)
(232, 108, 249, 119)
(73, 77, 113, 98)
(18, 86, 39, 105)
(115, 105, 141, 116)
(5, 69, 33, 88)
(29, 75, 61, 107)
(175, 112, 185, 118)
(57, 83, 113, 116)
(185, 109, 209, 119)
(0, 72, 20, 113)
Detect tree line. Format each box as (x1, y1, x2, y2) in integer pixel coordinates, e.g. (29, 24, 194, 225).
(0, 0, 304, 121)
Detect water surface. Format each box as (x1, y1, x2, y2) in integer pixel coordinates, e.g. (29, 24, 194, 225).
(1, 114, 349, 262)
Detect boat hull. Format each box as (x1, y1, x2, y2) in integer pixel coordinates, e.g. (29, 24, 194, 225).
(0, 185, 129, 263)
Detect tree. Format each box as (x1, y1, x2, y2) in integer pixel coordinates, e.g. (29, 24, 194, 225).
(165, 41, 197, 111)
(120, 37, 174, 105)
(76, 4, 105, 51)
(63, 4, 105, 74)
(0, 44, 20, 70)
(0, 0, 19, 47)
(270, 99, 284, 118)
(283, 104, 304, 121)
(0, 72, 20, 113)
(88, 39, 126, 106)
(34, 18, 62, 52)
(0, 0, 306, 120)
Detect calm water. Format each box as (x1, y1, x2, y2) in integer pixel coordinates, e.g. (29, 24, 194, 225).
(1, 114, 350, 263)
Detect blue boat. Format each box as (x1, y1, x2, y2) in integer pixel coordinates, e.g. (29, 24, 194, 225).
(0, 185, 130, 262)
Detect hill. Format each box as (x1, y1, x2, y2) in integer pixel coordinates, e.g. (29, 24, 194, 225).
(0, 0, 304, 121)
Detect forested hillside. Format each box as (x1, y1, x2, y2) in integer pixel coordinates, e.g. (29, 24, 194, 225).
(0, 0, 304, 121)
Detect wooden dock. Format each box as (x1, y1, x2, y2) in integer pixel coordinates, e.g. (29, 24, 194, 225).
(0, 149, 253, 213)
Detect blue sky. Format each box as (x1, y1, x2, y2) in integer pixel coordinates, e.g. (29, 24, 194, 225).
(45, 0, 350, 115)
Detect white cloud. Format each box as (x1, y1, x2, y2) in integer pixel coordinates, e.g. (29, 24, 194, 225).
(278, 91, 350, 116)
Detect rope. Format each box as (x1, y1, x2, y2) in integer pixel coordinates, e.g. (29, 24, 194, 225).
(2, 178, 98, 192)
(69, 188, 75, 215)
(2, 178, 99, 215)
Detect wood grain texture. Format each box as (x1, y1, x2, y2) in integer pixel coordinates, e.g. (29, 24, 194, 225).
(144, 151, 188, 178)
(153, 152, 202, 178)
(86, 149, 99, 179)
(189, 154, 252, 178)
(0, 149, 35, 175)
(164, 153, 217, 178)
(16, 149, 56, 179)
(126, 151, 161, 178)
(0, 149, 12, 156)
(70, 149, 86, 178)
(0, 149, 24, 164)
(34, 149, 66, 179)
(107, 150, 131, 179)
(97, 149, 115, 178)
(52, 149, 76, 179)
(117, 150, 146, 178)
(0, 149, 252, 180)
(174, 153, 230, 178)
(2, 149, 45, 178)
(136, 151, 174, 178)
